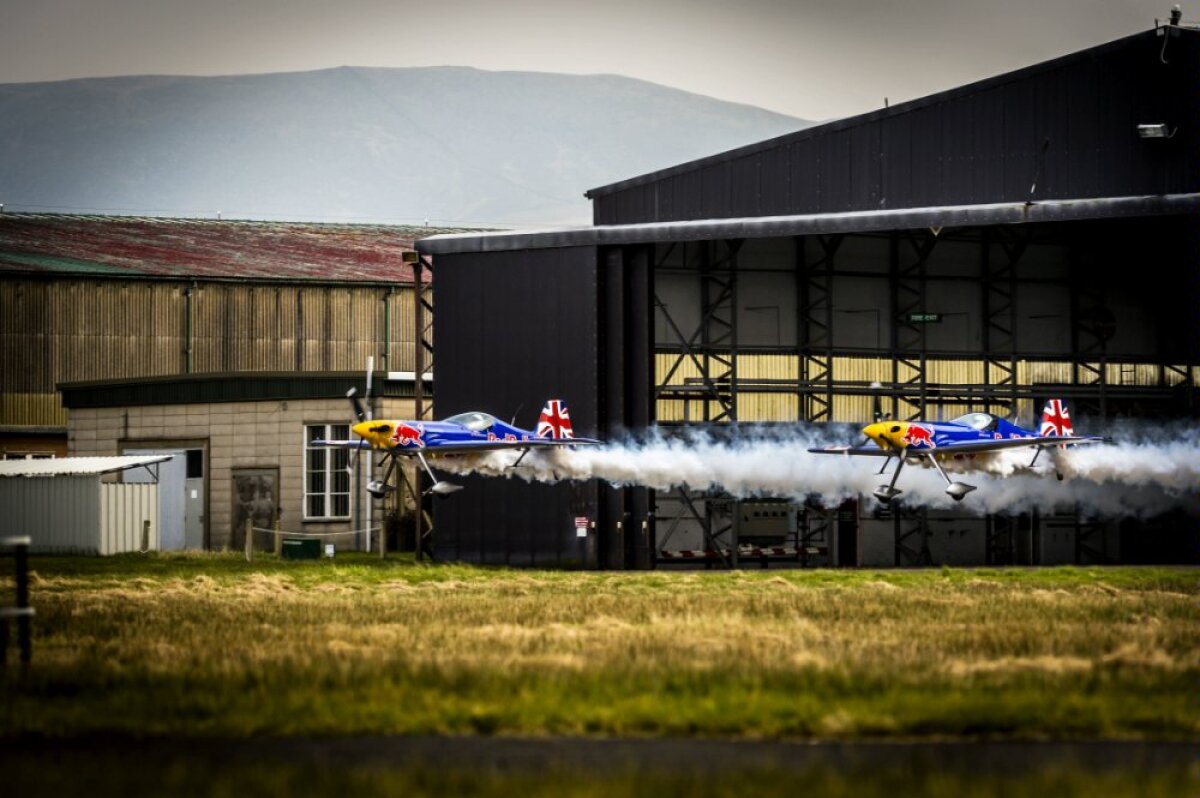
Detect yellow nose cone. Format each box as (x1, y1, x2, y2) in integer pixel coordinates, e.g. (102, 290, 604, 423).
(353, 421, 392, 448)
(863, 421, 907, 450)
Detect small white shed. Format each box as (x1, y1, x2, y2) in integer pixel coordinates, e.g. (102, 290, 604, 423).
(0, 456, 171, 554)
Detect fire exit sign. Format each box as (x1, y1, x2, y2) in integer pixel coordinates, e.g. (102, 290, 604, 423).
(906, 313, 942, 323)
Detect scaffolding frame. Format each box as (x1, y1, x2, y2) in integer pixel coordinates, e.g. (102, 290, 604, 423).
(649, 225, 1195, 568)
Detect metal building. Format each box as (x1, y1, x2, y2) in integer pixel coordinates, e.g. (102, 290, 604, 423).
(417, 24, 1200, 567)
(0, 455, 169, 554)
(0, 214, 461, 456)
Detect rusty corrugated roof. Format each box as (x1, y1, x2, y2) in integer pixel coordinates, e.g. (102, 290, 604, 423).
(0, 214, 477, 283)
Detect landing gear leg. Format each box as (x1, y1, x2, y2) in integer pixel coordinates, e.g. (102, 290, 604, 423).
(367, 453, 397, 499)
(417, 452, 463, 498)
(927, 454, 976, 501)
(873, 457, 905, 503)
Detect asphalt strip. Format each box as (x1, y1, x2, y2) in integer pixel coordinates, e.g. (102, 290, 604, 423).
(2, 735, 1196, 774)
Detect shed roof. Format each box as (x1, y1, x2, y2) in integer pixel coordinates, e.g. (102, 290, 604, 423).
(0, 454, 172, 477)
(0, 214, 474, 283)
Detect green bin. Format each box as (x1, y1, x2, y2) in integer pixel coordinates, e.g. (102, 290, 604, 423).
(281, 538, 321, 560)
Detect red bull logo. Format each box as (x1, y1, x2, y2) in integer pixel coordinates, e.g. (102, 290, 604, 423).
(902, 424, 936, 449)
(391, 423, 425, 448)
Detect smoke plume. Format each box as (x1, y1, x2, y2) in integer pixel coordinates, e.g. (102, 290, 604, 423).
(435, 421, 1200, 519)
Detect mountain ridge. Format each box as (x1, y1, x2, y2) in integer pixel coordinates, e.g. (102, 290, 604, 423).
(0, 66, 810, 226)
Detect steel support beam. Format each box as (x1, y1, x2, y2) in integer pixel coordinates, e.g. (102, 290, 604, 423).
(891, 230, 937, 420)
(414, 255, 435, 561)
(798, 235, 840, 422)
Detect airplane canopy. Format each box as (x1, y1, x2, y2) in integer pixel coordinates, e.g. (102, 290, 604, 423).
(443, 411, 497, 432)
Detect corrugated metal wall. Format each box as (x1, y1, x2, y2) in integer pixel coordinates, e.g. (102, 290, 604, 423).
(0, 478, 160, 554)
(100, 483, 159, 555)
(593, 29, 1200, 225)
(0, 476, 101, 553)
(0, 279, 415, 427)
(654, 354, 1196, 424)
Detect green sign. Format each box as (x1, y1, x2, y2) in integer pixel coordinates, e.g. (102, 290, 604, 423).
(906, 313, 942, 323)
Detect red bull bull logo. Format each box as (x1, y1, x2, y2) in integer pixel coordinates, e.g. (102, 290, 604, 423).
(902, 424, 936, 449)
(391, 423, 425, 448)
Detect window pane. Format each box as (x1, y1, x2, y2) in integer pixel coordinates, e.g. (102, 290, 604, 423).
(307, 425, 324, 444)
(307, 494, 324, 517)
(308, 448, 326, 470)
(307, 471, 325, 495)
(332, 493, 349, 517)
(332, 424, 349, 440)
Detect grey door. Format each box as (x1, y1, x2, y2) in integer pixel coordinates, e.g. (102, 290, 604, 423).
(123, 447, 206, 550)
(123, 448, 186, 551)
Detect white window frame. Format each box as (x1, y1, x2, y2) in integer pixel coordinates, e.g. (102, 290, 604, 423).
(304, 423, 351, 520)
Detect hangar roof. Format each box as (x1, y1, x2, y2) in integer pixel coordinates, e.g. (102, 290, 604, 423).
(0, 454, 172, 478)
(0, 214, 471, 284)
(416, 192, 1200, 255)
(584, 26, 1200, 201)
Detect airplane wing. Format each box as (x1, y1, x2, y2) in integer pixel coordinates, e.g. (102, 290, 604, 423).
(930, 435, 1107, 455)
(310, 438, 600, 453)
(422, 438, 600, 454)
(808, 436, 1106, 458)
(807, 444, 892, 457)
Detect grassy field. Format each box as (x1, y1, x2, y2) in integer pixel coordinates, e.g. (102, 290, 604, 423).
(1, 554, 1197, 741)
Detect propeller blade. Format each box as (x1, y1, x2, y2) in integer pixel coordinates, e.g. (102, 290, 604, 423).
(347, 387, 367, 423)
(365, 356, 374, 421)
(872, 393, 883, 423)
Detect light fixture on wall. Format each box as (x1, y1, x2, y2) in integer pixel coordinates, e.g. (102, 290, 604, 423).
(1137, 123, 1177, 139)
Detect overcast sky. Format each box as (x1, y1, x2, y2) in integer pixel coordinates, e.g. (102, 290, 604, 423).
(0, 0, 1186, 120)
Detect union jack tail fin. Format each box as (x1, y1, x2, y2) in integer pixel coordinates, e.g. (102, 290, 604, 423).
(1039, 399, 1074, 437)
(536, 399, 575, 439)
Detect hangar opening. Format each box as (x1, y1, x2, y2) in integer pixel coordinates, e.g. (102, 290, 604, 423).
(416, 25, 1200, 568)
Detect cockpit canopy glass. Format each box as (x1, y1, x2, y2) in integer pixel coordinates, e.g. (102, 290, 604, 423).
(443, 411, 497, 432)
(951, 412, 999, 431)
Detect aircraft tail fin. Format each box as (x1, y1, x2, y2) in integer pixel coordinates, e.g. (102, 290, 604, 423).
(536, 399, 575, 439)
(1039, 398, 1075, 437)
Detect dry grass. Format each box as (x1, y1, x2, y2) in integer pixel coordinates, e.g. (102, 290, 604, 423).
(2, 555, 1197, 739)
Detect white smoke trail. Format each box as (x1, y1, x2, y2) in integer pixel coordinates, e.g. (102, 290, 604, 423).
(434, 422, 1200, 519)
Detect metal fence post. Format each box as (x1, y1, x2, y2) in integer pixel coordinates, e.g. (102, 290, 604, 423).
(244, 518, 253, 563)
(0, 536, 34, 670)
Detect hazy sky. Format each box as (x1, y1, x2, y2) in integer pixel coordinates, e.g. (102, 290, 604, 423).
(0, 0, 1185, 120)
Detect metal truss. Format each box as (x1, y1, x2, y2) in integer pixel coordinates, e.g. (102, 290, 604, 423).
(414, 255, 435, 561)
(1074, 508, 1107, 564)
(893, 506, 934, 566)
(798, 235, 840, 422)
(653, 488, 734, 568)
(799, 502, 833, 567)
(985, 513, 1017, 565)
(890, 230, 938, 420)
(1068, 251, 1113, 420)
(982, 228, 1025, 418)
(655, 240, 742, 423)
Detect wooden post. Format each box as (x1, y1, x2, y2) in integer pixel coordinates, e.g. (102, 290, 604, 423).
(273, 510, 283, 557)
(141, 520, 150, 553)
(379, 493, 388, 560)
(244, 518, 253, 562)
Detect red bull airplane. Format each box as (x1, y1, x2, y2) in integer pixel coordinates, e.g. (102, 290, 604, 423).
(810, 399, 1106, 503)
(316, 391, 597, 498)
